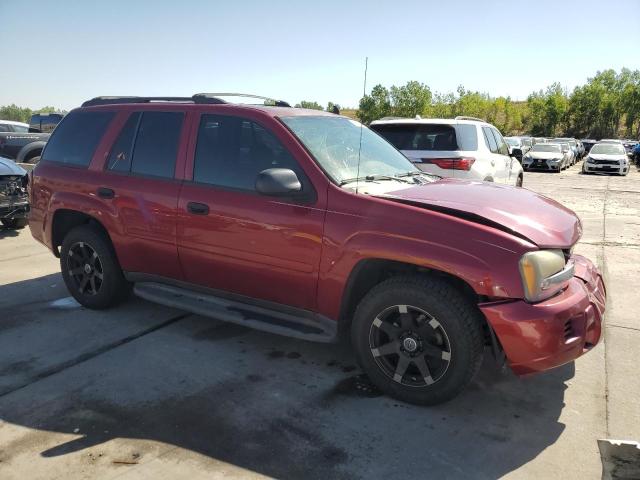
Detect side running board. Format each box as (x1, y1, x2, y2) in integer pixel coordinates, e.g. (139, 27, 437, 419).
(133, 282, 338, 343)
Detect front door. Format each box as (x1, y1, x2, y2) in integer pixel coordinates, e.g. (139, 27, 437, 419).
(176, 113, 325, 311)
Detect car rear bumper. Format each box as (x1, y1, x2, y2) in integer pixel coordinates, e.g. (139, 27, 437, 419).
(480, 254, 605, 376)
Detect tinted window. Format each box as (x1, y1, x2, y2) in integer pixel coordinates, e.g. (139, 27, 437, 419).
(194, 114, 301, 191)
(41, 111, 115, 166)
(107, 112, 141, 173)
(13, 125, 28, 133)
(0, 124, 10, 132)
(491, 128, 509, 155)
(482, 127, 498, 153)
(371, 123, 477, 151)
(130, 112, 183, 178)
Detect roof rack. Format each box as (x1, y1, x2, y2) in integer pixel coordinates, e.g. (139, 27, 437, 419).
(454, 115, 485, 122)
(81, 93, 291, 108)
(193, 93, 291, 107)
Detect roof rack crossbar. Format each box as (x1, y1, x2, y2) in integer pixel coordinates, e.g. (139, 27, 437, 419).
(193, 93, 291, 107)
(455, 115, 486, 122)
(81, 96, 227, 107)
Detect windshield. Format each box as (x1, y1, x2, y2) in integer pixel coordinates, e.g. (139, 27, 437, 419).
(281, 116, 419, 184)
(13, 125, 29, 133)
(591, 144, 625, 155)
(531, 144, 561, 153)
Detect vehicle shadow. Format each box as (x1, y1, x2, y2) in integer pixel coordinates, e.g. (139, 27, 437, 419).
(0, 227, 20, 239)
(0, 288, 574, 480)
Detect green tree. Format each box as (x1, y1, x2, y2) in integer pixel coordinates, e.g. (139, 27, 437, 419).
(295, 100, 323, 110)
(0, 104, 32, 122)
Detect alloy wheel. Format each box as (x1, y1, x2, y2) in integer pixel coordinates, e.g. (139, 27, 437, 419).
(369, 304, 451, 387)
(66, 241, 104, 295)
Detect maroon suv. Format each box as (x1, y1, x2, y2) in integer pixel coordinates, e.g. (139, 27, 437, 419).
(28, 94, 606, 405)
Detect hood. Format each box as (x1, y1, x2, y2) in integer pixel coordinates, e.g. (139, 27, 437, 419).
(379, 179, 581, 248)
(0, 156, 27, 176)
(589, 154, 626, 161)
(527, 151, 563, 159)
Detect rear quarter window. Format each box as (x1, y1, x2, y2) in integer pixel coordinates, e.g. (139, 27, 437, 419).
(41, 111, 115, 167)
(371, 123, 477, 151)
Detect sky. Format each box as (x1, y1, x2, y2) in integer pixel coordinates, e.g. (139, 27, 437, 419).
(1, 0, 639, 111)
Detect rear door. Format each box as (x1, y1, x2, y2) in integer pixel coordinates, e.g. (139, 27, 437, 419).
(100, 109, 187, 279)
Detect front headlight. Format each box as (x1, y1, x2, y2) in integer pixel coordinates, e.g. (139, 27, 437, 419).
(519, 249, 574, 302)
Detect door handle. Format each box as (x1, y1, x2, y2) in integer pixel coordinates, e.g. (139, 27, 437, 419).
(187, 202, 209, 215)
(97, 187, 115, 199)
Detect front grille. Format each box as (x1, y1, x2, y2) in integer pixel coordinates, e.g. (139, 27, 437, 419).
(593, 159, 619, 165)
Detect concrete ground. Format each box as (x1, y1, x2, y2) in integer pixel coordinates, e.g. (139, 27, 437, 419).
(0, 162, 638, 480)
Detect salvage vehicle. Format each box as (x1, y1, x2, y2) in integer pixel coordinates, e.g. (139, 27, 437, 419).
(583, 142, 630, 175)
(0, 156, 29, 229)
(522, 143, 570, 171)
(0, 120, 50, 164)
(370, 116, 524, 186)
(29, 94, 606, 405)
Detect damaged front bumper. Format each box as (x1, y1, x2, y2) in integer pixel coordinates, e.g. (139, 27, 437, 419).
(480, 254, 606, 376)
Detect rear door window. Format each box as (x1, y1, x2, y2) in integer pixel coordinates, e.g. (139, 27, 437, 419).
(107, 111, 183, 179)
(482, 127, 498, 153)
(371, 123, 477, 151)
(41, 111, 115, 166)
(491, 128, 509, 155)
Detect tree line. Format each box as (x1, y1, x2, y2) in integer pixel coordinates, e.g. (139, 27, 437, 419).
(0, 105, 65, 124)
(356, 69, 640, 139)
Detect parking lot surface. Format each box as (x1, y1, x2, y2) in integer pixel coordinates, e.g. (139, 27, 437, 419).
(0, 164, 638, 480)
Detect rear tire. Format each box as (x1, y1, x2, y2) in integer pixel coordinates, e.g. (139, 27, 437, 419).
(516, 175, 523, 187)
(60, 225, 131, 309)
(351, 276, 484, 405)
(1, 218, 28, 229)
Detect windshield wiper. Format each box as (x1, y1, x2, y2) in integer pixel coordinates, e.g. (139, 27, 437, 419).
(339, 174, 413, 186)
(397, 170, 443, 180)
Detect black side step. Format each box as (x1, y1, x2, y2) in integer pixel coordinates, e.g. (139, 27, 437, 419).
(133, 282, 337, 343)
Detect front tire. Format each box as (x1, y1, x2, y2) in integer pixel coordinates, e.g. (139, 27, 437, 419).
(351, 276, 484, 405)
(516, 175, 523, 187)
(1, 218, 28, 229)
(60, 225, 131, 309)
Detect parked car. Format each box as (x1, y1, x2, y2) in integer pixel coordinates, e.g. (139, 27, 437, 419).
(552, 138, 579, 164)
(505, 136, 532, 161)
(29, 94, 605, 405)
(370, 116, 524, 186)
(0, 156, 29, 229)
(583, 142, 630, 175)
(622, 140, 637, 157)
(0, 120, 50, 163)
(581, 139, 597, 154)
(632, 143, 640, 164)
(522, 143, 570, 171)
(29, 113, 64, 133)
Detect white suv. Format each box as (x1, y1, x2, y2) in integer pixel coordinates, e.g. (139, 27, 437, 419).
(370, 116, 524, 186)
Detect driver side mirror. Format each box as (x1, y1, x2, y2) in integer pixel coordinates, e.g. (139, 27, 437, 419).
(255, 168, 302, 196)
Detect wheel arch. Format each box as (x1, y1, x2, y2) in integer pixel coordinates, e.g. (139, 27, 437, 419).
(51, 209, 114, 258)
(16, 141, 46, 163)
(338, 258, 483, 334)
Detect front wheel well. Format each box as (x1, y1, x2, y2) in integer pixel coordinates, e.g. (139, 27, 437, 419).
(339, 259, 482, 333)
(51, 209, 112, 257)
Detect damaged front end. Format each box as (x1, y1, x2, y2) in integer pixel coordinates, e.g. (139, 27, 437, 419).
(0, 158, 30, 228)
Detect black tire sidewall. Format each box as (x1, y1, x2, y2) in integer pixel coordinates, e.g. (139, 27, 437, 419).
(351, 277, 484, 405)
(60, 225, 129, 309)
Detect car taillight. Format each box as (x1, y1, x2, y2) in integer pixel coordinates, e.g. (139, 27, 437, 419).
(421, 157, 476, 171)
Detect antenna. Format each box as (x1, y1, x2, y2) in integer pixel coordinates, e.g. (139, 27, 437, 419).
(355, 57, 368, 194)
